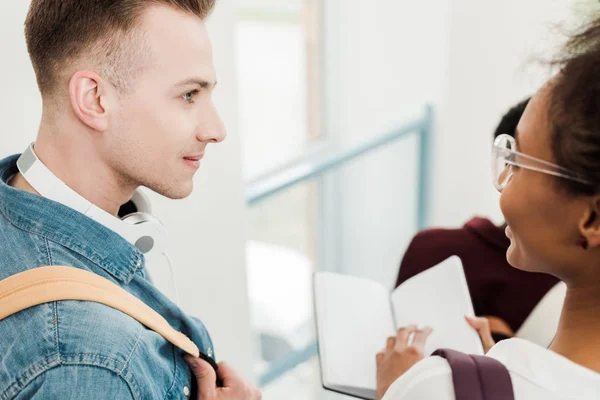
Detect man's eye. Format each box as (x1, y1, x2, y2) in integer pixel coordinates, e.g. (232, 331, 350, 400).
(182, 90, 199, 103)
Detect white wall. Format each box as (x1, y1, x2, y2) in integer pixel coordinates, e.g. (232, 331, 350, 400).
(0, 2, 42, 154)
(0, 1, 254, 379)
(323, 0, 577, 288)
(430, 0, 573, 228)
(323, 0, 450, 286)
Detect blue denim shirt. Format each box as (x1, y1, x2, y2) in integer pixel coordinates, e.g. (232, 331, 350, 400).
(0, 154, 214, 399)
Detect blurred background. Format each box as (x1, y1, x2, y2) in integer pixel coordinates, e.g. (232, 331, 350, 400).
(1, 0, 597, 399)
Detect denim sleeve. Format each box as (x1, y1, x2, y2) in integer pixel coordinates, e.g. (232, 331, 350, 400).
(14, 364, 136, 400)
(189, 315, 216, 358)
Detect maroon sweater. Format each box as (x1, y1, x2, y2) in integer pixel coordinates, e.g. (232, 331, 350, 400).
(395, 217, 560, 332)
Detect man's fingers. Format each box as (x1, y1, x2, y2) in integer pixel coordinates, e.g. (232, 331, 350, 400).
(207, 361, 262, 399)
(216, 361, 242, 388)
(410, 326, 433, 351)
(185, 355, 217, 399)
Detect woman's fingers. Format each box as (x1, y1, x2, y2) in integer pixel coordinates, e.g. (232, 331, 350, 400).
(465, 315, 496, 352)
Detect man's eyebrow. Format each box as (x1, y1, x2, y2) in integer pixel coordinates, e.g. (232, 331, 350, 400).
(174, 78, 217, 89)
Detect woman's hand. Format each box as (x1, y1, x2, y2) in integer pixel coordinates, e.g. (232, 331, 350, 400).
(465, 315, 515, 353)
(375, 325, 433, 400)
(465, 316, 495, 353)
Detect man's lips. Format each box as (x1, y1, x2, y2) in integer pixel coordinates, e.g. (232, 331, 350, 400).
(183, 153, 205, 169)
(183, 153, 205, 161)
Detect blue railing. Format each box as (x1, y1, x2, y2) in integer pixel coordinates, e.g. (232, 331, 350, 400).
(246, 104, 434, 386)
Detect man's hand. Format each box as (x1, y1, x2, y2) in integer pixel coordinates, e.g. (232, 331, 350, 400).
(375, 325, 433, 400)
(185, 355, 262, 400)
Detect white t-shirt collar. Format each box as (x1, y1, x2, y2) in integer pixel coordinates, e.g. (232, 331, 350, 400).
(489, 338, 600, 399)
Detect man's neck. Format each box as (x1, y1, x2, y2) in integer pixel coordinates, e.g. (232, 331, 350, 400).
(8, 172, 36, 193)
(13, 132, 135, 217)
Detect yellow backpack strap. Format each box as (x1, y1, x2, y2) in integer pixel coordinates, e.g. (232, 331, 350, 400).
(0, 266, 199, 358)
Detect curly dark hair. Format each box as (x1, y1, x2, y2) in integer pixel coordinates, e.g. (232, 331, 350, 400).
(548, 16, 600, 195)
(494, 98, 531, 139)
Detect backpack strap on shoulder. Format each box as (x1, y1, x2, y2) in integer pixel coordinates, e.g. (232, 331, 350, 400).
(0, 266, 200, 357)
(432, 348, 514, 400)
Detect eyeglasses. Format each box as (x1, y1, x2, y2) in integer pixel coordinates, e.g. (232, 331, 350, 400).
(492, 134, 591, 191)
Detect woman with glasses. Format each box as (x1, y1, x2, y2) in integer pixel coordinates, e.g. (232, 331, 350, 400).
(395, 97, 562, 350)
(376, 16, 600, 400)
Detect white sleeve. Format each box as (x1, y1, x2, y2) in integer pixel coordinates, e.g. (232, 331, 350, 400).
(382, 356, 456, 400)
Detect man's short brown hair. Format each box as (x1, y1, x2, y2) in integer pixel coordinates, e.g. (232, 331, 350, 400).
(25, 0, 216, 96)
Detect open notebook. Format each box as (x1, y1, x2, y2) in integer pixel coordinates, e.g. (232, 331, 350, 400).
(313, 256, 484, 399)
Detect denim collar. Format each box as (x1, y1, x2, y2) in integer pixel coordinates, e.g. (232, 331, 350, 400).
(0, 154, 144, 284)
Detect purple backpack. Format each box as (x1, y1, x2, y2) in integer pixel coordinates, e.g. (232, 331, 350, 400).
(432, 349, 515, 400)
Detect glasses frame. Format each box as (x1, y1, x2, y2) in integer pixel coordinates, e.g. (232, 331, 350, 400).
(492, 133, 591, 191)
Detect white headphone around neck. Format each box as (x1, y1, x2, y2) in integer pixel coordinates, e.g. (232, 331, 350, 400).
(17, 143, 168, 262)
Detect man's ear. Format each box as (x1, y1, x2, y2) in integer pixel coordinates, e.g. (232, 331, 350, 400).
(68, 70, 113, 132)
(579, 196, 600, 248)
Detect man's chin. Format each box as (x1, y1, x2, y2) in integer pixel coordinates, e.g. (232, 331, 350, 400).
(151, 181, 194, 200)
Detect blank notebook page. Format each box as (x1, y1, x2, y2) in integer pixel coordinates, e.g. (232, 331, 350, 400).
(315, 272, 394, 392)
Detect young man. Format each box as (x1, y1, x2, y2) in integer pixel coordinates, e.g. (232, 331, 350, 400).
(0, 1, 259, 399)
